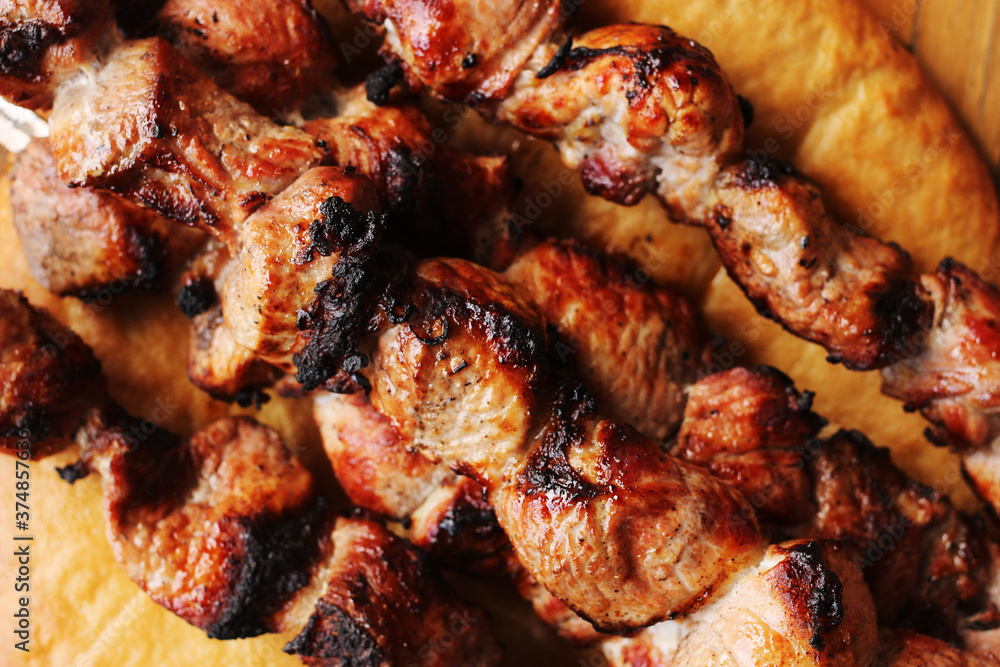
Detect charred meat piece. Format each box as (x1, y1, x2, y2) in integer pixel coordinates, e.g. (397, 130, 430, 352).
(221, 166, 388, 388)
(0, 0, 113, 109)
(286, 516, 501, 667)
(708, 159, 928, 371)
(49, 37, 325, 246)
(369, 258, 764, 631)
(658, 541, 878, 666)
(76, 410, 327, 639)
(883, 260, 1000, 515)
(804, 429, 993, 637)
(499, 24, 745, 214)
(305, 88, 514, 265)
(0, 289, 103, 457)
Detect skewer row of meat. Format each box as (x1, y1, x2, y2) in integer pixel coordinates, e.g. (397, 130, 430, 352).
(2, 0, 999, 664)
(341, 0, 1000, 520)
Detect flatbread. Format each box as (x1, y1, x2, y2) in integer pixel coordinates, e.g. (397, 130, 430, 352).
(3, 0, 996, 664)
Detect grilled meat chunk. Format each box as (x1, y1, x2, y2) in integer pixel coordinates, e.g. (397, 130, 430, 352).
(662, 541, 878, 666)
(878, 630, 999, 666)
(152, 0, 337, 115)
(672, 366, 823, 526)
(10, 137, 170, 298)
(505, 238, 705, 441)
(0, 0, 113, 109)
(49, 37, 325, 246)
(707, 159, 928, 371)
(222, 166, 385, 383)
(368, 258, 764, 631)
(347, 0, 564, 103)
(305, 88, 514, 264)
(0, 289, 103, 457)
(883, 260, 1000, 515)
(286, 516, 501, 667)
(76, 410, 326, 639)
(499, 24, 745, 214)
(804, 429, 994, 636)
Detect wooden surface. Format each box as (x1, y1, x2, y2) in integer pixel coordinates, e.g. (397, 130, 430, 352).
(862, 0, 1000, 179)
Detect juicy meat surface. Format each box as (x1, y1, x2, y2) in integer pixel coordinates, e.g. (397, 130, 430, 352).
(10, 137, 169, 297)
(882, 260, 1000, 514)
(672, 366, 823, 527)
(349, 0, 564, 102)
(286, 516, 501, 667)
(0, 0, 113, 109)
(498, 24, 745, 214)
(365, 258, 763, 630)
(0, 289, 103, 457)
(664, 541, 878, 666)
(152, 0, 337, 115)
(49, 37, 324, 246)
(77, 411, 326, 639)
(222, 166, 384, 380)
(803, 429, 994, 637)
(708, 159, 928, 371)
(504, 238, 705, 442)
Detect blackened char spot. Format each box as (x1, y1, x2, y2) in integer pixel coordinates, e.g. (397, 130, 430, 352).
(870, 278, 929, 370)
(177, 277, 216, 318)
(284, 599, 386, 665)
(292, 198, 399, 392)
(776, 542, 845, 652)
(519, 382, 603, 500)
(207, 496, 330, 640)
(365, 61, 403, 106)
(0, 23, 57, 80)
(56, 459, 89, 484)
(731, 156, 796, 189)
(410, 280, 545, 374)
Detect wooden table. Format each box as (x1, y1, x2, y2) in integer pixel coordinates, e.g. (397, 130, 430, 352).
(862, 0, 1000, 180)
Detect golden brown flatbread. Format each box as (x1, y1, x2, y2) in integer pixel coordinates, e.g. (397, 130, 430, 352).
(3, 0, 996, 664)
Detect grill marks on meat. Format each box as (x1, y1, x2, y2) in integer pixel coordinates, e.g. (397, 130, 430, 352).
(11, 138, 170, 298)
(286, 516, 501, 667)
(504, 238, 705, 442)
(76, 410, 327, 639)
(0, 0, 113, 109)
(708, 159, 929, 371)
(672, 366, 823, 527)
(347, 0, 565, 103)
(882, 261, 1000, 513)
(0, 290, 103, 457)
(149, 0, 337, 116)
(49, 37, 324, 247)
